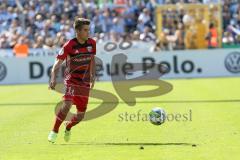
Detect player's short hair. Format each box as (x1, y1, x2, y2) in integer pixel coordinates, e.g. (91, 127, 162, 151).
(74, 18, 90, 31)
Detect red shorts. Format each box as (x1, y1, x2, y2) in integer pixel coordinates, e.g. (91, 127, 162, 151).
(63, 84, 90, 112)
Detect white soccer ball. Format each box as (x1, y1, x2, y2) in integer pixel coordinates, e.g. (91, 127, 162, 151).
(149, 107, 166, 125)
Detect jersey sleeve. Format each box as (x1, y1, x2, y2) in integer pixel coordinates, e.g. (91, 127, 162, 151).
(56, 41, 70, 60)
(93, 40, 97, 55)
(91, 39, 96, 55)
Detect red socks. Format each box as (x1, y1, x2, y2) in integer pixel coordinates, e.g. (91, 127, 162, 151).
(66, 116, 79, 131)
(52, 111, 67, 133)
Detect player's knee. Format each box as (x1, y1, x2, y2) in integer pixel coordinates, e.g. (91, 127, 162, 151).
(76, 112, 85, 122)
(61, 101, 72, 114)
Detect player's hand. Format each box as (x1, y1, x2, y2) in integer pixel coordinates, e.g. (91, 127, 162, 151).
(90, 82, 95, 89)
(90, 74, 95, 89)
(49, 78, 56, 90)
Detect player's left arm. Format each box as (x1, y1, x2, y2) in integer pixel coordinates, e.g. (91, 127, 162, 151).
(90, 55, 96, 89)
(90, 39, 96, 89)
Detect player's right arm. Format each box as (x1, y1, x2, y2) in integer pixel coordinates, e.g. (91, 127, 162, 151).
(49, 59, 64, 90)
(49, 41, 69, 90)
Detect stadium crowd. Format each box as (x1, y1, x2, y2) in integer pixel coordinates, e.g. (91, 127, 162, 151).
(0, 0, 240, 52)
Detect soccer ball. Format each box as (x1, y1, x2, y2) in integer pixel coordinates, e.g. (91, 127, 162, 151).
(149, 107, 166, 125)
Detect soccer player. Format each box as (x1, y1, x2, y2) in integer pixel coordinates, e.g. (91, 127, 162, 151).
(48, 18, 96, 143)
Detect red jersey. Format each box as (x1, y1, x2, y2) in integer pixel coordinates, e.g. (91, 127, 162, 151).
(56, 38, 96, 86)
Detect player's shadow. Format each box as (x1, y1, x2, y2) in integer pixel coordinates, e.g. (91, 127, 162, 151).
(57, 142, 196, 146)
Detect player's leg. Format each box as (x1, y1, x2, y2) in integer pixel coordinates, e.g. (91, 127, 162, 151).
(64, 111, 85, 142)
(65, 111, 86, 130)
(48, 100, 72, 143)
(64, 96, 88, 142)
(52, 100, 72, 132)
(66, 96, 88, 130)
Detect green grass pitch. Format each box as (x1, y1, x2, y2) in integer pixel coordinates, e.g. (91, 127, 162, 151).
(0, 77, 240, 160)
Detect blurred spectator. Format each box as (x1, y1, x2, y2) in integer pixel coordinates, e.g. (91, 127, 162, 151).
(150, 39, 162, 52)
(43, 37, 57, 50)
(139, 26, 156, 42)
(13, 35, 29, 57)
(222, 5, 231, 30)
(222, 31, 235, 47)
(33, 36, 44, 48)
(174, 23, 185, 50)
(159, 29, 171, 50)
(137, 8, 152, 32)
(206, 22, 218, 48)
(185, 25, 197, 49)
(0, 0, 240, 51)
(194, 16, 207, 49)
(111, 16, 125, 36)
(228, 24, 240, 43)
(123, 0, 138, 33)
(131, 30, 141, 42)
(0, 33, 10, 48)
(203, 0, 220, 4)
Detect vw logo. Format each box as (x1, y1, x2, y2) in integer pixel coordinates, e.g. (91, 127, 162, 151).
(225, 52, 240, 73)
(0, 61, 7, 81)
